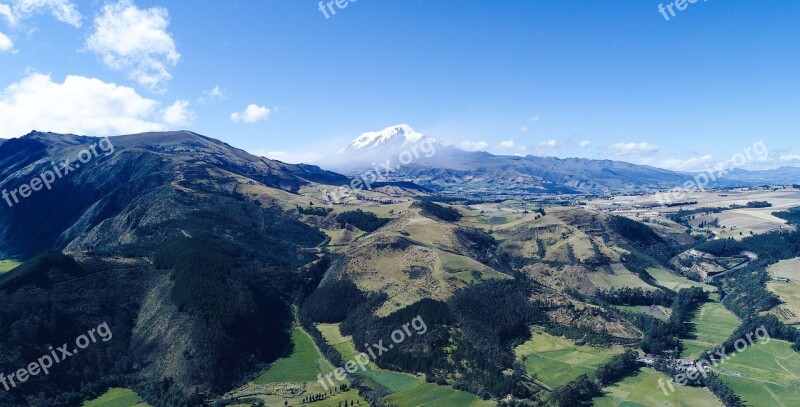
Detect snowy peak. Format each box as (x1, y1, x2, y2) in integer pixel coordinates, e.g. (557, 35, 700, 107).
(345, 124, 434, 151)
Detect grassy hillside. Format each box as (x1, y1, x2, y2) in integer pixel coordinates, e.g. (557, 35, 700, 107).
(254, 328, 333, 384)
(594, 368, 723, 407)
(514, 328, 624, 389)
(83, 388, 150, 407)
(715, 339, 800, 406)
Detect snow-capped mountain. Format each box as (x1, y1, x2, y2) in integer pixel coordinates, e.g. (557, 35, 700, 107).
(342, 124, 437, 152)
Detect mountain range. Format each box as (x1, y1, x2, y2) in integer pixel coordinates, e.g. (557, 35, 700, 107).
(317, 124, 800, 195)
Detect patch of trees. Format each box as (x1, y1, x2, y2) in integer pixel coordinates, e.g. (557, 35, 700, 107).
(448, 280, 543, 365)
(549, 375, 602, 407)
(702, 372, 743, 407)
(608, 215, 663, 246)
(745, 200, 772, 208)
(414, 201, 463, 222)
(594, 287, 674, 307)
(335, 209, 390, 232)
(302, 279, 369, 323)
(0, 250, 84, 292)
(298, 205, 333, 216)
(595, 350, 639, 385)
(625, 287, 709, 355)
(773, 206, 800, 225)
(455, 227, 501, 268)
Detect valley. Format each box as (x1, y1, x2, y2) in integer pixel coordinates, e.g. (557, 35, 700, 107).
(1, 131, 800, 407)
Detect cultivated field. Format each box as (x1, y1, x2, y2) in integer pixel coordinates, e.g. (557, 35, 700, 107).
(83, 388, 151, 407)
(594, 368, 723, 407)
(765, 257, 800, 325)
(681, 302, 741, 359)
(514, 328, 624, 389)
(715, 339, 800, 406)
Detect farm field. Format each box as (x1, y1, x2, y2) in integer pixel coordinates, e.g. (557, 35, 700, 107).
(316, 323, 490, 406)
(588, 263, 657, 292)
(715, 339, 800, 406)
(593, 368, 722, 407)
(514, 328, 623, 389)
(254, 327, 333, 384)
(646, 267, 717, 293)
(681, 302, 741, 359)
(0, 260, 21, 273)
(304, 389, 366, 407)
(83, 388, 151, 407)
(765, 257, 800, 325)
(617, 305, 671, 321)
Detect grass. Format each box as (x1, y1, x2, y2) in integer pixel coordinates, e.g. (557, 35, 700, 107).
(83, 388, 151, 407)
(305, 389, 367, 407)
(0, 260, 21, 273)
(765, 257, 800, 325)
(593, 368, 723, 407)
(681, 302, 741, 359)
(715, 339, 800, 407)
(316, 323, 490, 405)
(514, 328, 623, 389)
(646, 267, 717, 293)
(254, 327, 333, 384)
(616, 305, 671, 321)
(385, 382, 493, 407)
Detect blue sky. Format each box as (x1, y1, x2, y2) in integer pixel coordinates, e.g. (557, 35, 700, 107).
(1, 0, 799, 170)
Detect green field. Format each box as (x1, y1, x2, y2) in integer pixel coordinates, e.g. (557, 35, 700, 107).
(715, 339, 800, 406)
(646, 267, 717, 293)
(0, 260, 21, 273)
(316, 323, 490, 406)
(305, 389, 367, 407)
(682, 302, 741, 359)
(385, 383, 492, 407)
(616, 305, 671, 321)
(254, 327, 333, 384)
(594, 368, 723, 407)
(514, 328, 623, 389)
(83, 388, 151, 407)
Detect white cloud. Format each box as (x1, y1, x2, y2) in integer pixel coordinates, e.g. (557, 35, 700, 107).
(0, 31, 12, 52)
(230, 104, 271, 123)
(530, 115, 540, 122)
(499, 140, 515, 149)
(86, 0, 179, 90)
(198, 85, 227, 103)
(496, 139, 527, 153)
(0, 73, 177, 138)
(539, 139, 564, 148)
(579, 140, 591, 148)
(0, 4, 14, 24)
(521, 126, 528, 133)
(610, 141, 659, 155)
(639, 154, 714, 171)
(2, 0, 82, 27)
(460, 140, 489, 152)
(162, 99, 195, 126)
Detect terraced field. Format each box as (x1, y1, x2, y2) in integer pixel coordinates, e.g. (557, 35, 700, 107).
(514, 328, 624, 389)
(715, 339, 800, 406)
(681, 302, 741, 359)
(83, 388, 151, 407)
(316, 323, 491, 406)
(594, 368, 723, 407)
